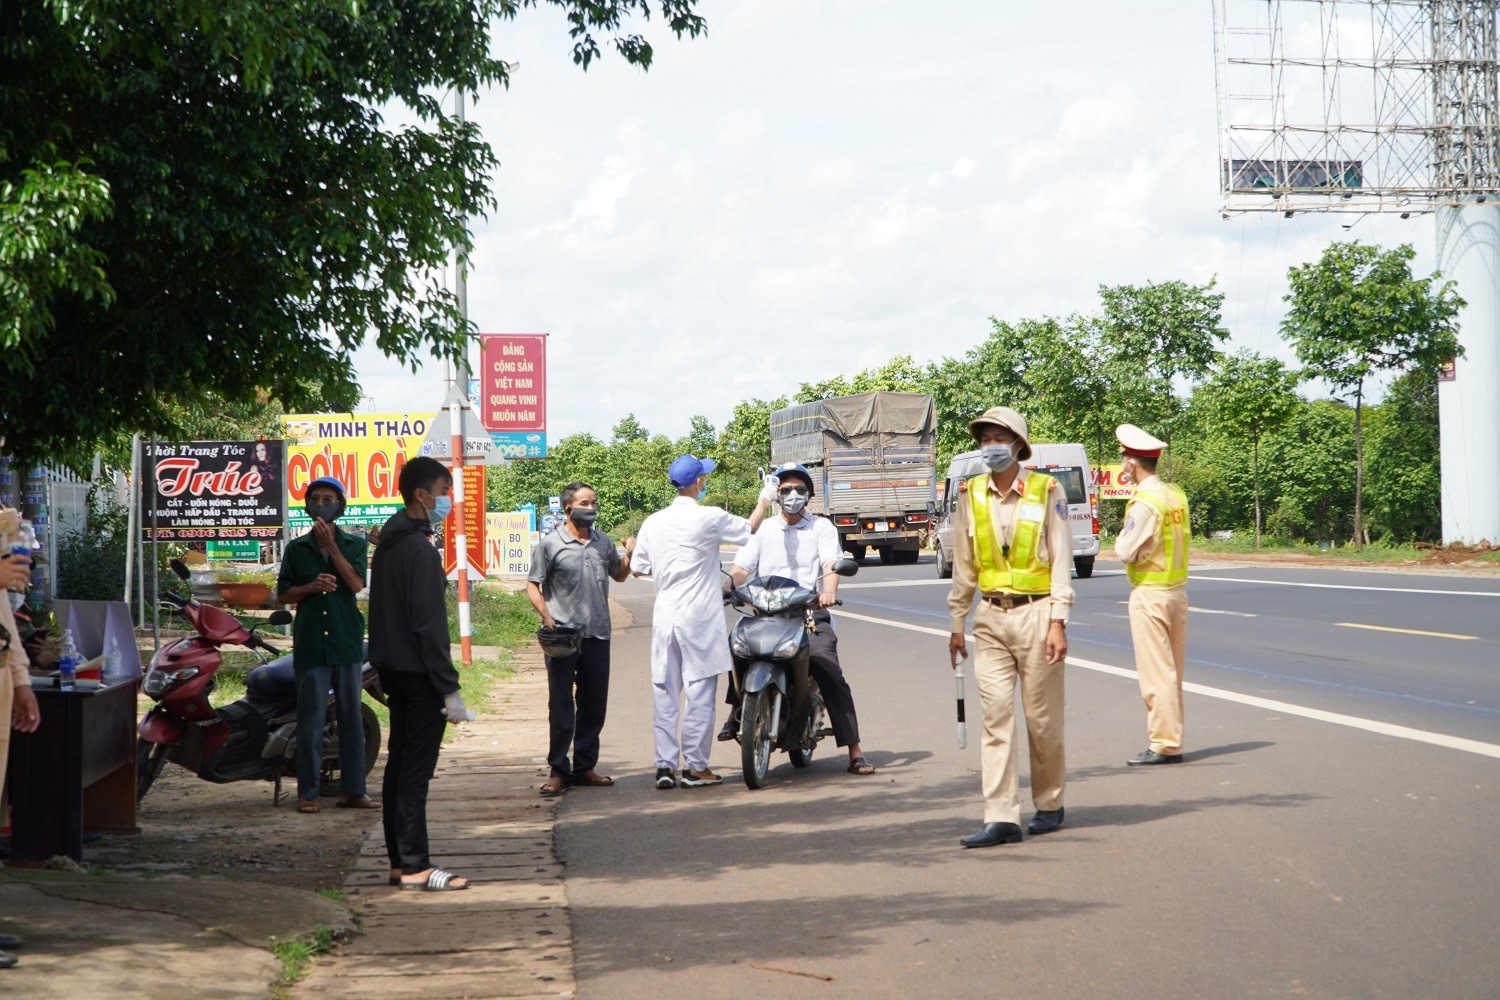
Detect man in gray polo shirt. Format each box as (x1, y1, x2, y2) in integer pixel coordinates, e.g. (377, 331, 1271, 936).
(526, 482, 635, 796)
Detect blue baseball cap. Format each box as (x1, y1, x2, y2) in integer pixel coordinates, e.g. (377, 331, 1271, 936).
(668, 454, 716, 488)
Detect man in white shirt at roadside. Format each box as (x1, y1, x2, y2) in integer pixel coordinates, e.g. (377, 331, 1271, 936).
(632, 455, 769, 789)
(725, 463, 877, 775)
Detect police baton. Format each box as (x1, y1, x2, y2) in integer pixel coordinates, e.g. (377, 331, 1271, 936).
(952, 647, 968, 749)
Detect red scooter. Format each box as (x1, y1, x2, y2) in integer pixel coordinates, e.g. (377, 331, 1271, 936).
(136, 560, 383, 801)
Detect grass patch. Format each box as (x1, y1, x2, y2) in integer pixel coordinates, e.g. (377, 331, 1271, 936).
(269, 923, 339, 994)
(447, 583, 541, 647)
(443, 654, 515, 744)
(315, 887, 344, 903)
(1102, 533, 1497, 567)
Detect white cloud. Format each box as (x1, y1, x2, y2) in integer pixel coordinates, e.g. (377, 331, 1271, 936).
(352, 0, 1449, 443)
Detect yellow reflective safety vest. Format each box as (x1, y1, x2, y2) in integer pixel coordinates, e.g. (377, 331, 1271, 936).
(968, 472, 1053, 595)
(1124, 483, 1190, 588)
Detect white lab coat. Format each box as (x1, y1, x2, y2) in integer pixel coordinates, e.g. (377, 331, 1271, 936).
(633, 496, 752, 683)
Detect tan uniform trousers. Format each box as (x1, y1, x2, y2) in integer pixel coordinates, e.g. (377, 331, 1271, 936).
(972, 597, 1064, 825)
(1127, 585, 1189, 754)
(0, 663, 12, 816)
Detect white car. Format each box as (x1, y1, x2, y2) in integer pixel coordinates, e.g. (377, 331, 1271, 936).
(934, 443, 1100, 579)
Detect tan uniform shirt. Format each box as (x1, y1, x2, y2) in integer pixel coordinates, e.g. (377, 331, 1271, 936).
(1, 598, 29, 688)
(947, 469, 1075, 633)
(1115, 474, 1167, 567)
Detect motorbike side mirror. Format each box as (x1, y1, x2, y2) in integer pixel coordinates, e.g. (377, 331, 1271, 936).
(831, 556, 860, 577)
(170, 558, 191, 582)
(266, 609, 293, 627)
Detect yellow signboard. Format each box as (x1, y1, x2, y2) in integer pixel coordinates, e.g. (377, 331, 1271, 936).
(281, 413, 436, 528)
(1095, 463, 1137, 501)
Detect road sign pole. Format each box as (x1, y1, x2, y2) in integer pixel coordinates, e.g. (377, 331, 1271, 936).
(450, 391, 473, 669)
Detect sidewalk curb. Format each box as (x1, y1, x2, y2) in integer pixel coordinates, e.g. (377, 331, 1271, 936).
(293, 646, 573, 999)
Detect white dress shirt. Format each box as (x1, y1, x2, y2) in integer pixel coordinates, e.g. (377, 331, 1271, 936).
(633, 496, 753, 683)
(733, 513, 842, 592)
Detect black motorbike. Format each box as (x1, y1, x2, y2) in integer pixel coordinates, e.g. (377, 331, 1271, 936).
(136, 560, 384, 802)
(726, 557, 858, 789)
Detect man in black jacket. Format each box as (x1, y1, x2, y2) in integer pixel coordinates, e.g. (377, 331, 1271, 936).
(369, 456, 471, 891)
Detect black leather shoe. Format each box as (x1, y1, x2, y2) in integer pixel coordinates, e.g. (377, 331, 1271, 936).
(959, 822, 1023, 848)
(1027, 808, 1065, 835)
(1127, 748, 1183, 766)
(716, 715, 738, 742)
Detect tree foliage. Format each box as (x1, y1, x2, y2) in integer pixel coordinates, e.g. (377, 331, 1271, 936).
(0, 0, 706, 468)
(1281, 241, 1463, 546)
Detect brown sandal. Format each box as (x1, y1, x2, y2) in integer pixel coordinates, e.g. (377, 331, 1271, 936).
(539, 776, 568, 797)
(335, 794, 381, 809)
(572, 770, 614, 787)
(297, 798, 319, 813)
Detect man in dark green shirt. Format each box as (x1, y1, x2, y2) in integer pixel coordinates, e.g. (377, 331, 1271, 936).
(275, 476, 376, 813)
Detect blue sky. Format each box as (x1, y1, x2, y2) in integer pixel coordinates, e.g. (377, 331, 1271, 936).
(351, 0, 1441, 439)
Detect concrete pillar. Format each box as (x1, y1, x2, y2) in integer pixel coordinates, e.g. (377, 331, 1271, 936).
(1437, 200, 1500, 545)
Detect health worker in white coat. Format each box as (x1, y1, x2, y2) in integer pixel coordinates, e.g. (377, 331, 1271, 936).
(632, 455, 770, 790)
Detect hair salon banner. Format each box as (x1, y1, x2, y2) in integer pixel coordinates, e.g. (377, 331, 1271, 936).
(140, 440, 285, 540)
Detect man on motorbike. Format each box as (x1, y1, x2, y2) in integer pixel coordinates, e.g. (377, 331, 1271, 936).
(723, 463, 876, 776)
(275, 476, 377, 813)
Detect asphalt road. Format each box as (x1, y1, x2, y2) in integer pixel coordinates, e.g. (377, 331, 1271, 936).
(554, 554, 1500, 999)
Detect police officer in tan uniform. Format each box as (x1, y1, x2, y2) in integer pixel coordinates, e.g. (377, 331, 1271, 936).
(947, 407, 1074, 847)
(1114, 424, 1190, 765)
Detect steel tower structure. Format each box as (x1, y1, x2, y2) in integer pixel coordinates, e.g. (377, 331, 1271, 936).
(1213, 0, 1500, 544)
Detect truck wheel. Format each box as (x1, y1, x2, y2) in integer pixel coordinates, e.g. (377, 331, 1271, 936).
(847, 544, 867, 563)
(893, 548, 919, 565)
(936, 546, 952, 579)
(1074, 556, 1095, 579)
(877, 547, 893, 565)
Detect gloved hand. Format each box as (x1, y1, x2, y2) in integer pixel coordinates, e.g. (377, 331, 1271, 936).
(443, 691, 475, 723)
(758, 474, 779, 505)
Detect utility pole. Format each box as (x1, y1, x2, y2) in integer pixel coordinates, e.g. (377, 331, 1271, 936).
(452, 88, 474, 668)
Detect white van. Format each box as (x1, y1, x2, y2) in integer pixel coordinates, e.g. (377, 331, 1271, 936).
(934, 443, 1100, 579)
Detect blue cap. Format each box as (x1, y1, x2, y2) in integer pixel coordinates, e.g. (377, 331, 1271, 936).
(307, 476, 346, 499)
(668, 454, 716, 488)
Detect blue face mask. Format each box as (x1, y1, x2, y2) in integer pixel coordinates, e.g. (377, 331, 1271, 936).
(696, 486, 709, 501)
(428, 495, 453, 521)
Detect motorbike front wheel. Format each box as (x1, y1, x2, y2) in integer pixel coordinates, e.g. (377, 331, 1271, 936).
(136, 739, 171, 801)
(740, 690, 773, 790)
(789, 697, 822, 769)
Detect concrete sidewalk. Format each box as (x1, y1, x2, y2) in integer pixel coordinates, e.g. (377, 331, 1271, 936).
(293, 644, 575, 999)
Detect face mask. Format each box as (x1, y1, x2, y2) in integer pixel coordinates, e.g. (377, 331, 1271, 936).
(306, 500, 342, 523)
(569, 507, 598, 528)
(696, 485, 709, 501)
(425, 494, 453, 521)
(779, 488, 809, 515)
(981, 443, 1015, 472)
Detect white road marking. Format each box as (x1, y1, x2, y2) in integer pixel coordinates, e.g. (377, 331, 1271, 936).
(1190, 608, 1259, 617)
(833, 608, 1500, 760)
(1189, 574, 1500, 598)
(1337, 622, 1477, 641)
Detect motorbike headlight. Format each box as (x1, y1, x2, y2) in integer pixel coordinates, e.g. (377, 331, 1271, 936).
(143, 667, 199, 696)
(730, 633, 752, 658)
(773, 637, 802, 659)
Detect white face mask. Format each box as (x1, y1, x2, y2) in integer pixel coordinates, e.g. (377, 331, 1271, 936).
(981, 443, 1015, 472)
(779, 487, 810, 515)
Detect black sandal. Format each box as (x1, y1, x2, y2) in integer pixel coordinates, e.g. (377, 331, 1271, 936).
(847, 756, 876, 775)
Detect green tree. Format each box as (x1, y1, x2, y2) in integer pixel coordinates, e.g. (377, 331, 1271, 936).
(611, 413, 649, 444)
(1193, 350, 1301, 546)
(685, 415, 717, 456)
(1281, 241, 1463, 547)
(1363, 370, 1442, 543)
(796, 355, 927, 402)
(1262, 399, 1357, 545)
(0, 0, 707, 468)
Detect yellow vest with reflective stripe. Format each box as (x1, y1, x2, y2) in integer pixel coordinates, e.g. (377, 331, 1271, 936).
(968, 472, 1052, 595)
(1124, 483, 1190, 588)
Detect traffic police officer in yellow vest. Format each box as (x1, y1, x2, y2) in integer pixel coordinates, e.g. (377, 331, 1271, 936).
(947, 406, 1074, 848)
(1115, 423, 1190, 765)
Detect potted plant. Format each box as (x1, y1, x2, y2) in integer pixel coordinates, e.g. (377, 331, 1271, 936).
(215, 567, 278, 609)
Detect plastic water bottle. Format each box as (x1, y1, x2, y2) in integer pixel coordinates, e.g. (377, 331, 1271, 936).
(8, 519, 36, 612)
(58, 629, 79, 691)
(103, 636, 123, 685)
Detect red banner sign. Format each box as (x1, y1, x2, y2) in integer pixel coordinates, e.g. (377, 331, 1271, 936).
(443, 466, 488, 579)
(479, 334, 547, 433)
